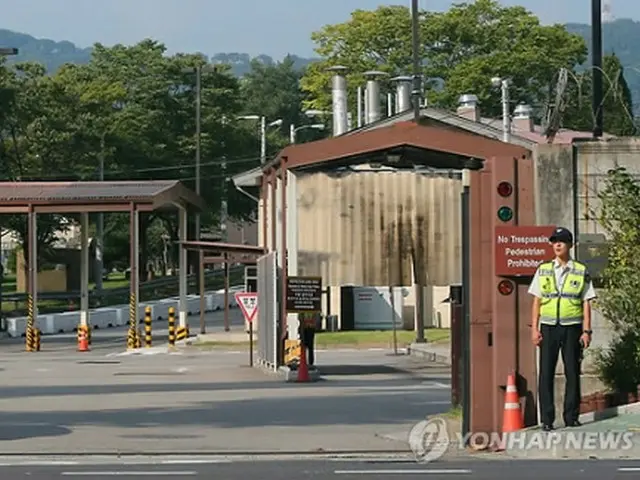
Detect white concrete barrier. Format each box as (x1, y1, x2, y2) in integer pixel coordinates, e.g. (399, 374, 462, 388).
(5, 288, 242, 338)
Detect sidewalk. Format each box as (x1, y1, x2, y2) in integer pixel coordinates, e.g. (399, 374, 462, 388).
(407, 342, 451, 365)
(505, 402, 640, 459)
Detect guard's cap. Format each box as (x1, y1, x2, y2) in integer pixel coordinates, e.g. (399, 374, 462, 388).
(549, 227, 573, 244)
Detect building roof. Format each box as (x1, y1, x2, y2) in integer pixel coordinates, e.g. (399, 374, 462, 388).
(0, 180, 204, 214)
(270, 121, 527, 171)
(350, 107, 538, 149)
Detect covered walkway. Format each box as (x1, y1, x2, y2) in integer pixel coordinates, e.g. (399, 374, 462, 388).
(0, 180, 204, 350)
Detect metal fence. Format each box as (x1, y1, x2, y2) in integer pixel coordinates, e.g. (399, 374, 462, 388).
(1, 266, 244, 316)
(257, 252, 278, 371)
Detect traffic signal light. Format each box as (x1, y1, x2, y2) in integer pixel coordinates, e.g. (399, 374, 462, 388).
(496, 181, 513, 222)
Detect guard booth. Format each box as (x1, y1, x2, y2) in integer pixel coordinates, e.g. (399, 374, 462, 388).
(244, 265, 257, 332)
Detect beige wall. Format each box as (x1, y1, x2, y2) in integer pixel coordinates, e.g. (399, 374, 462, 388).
(16, 250, 67, 293)
(291, 169, 462, 287)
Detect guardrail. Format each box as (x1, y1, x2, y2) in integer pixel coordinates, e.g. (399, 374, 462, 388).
(1, 266, 244, 317)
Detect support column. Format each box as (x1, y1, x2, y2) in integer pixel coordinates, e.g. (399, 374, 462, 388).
(80, 212, 90, 327)
(128, 203, 139, 349)
(178, 207, 188, 328)
(26, 206, 38, 351)
(280, 158, 288, 341)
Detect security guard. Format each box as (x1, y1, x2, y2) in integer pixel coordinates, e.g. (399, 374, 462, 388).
(528, 227, 596, 431)
(299, 312, 318, 367)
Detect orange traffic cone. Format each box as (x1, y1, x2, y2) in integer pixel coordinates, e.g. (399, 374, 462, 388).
(77, 328, 90, 352)
(497, 372, 523, 451)
(297, 343, 310, 382)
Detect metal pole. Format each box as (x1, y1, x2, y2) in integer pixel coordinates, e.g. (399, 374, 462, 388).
(390, 285, 398, 355)
(194, 66, 206, 333)
(290, 124, 296, 144)
(260, 116, 267, 163)
(357, 86, 363, 128)
(502, 80, 511, 143)
(592, 0, 604, 137)
(199, 252, 205, 334)
(96, 133, 105, 294)
(411, 0, 422, 122)
(461, 169, 471, 440)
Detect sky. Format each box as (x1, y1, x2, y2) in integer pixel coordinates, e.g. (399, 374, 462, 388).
(0, 0, 638, 59)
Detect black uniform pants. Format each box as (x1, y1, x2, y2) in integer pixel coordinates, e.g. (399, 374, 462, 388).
(539, 323, 582, 426)
(301, 328, 316, 366)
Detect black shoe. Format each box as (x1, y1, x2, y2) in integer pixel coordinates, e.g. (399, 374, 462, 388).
(565, 420, 582, 427)
(542, 424, 554, 432)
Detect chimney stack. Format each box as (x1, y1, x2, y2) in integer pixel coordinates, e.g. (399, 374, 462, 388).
(391, 76, 412, 114)
(513, 103, 534, 132)
(328, 65, 349, 136)
(457, 94, 480, 122)
(363, 71, 387, 124)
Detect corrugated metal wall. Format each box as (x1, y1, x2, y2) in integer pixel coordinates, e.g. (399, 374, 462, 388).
(295, 169, 462, 286)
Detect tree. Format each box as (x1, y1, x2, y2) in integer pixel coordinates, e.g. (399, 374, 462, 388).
(593, 167, 640, 394)
(300, 0, 587, 119)
(561, 54, 637, 135)
(0, 39, 263, 276)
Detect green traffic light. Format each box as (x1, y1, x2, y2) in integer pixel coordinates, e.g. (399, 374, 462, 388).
(497, 206, 513, 222)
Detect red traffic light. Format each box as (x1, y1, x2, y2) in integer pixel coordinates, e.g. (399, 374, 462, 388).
(498, 280, 514, 295)
(497, 181, 513, 197)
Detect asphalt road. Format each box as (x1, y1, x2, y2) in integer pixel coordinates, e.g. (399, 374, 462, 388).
(1, 458, 639, 479)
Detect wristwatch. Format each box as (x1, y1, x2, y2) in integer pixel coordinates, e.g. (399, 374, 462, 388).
(583, 330, 593, 335)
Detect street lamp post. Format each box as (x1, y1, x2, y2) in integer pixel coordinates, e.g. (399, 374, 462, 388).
(491, 76, 511, 143)
(0, 47, 18, 323)
(289, 123, 325, 144)
(237, 115, 282, 163)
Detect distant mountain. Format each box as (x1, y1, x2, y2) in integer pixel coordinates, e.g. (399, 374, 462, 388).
(3, 18, 640, 106)
(0, 29, 317, 76)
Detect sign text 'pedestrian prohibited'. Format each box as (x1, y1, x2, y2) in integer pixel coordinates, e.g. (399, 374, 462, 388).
(494, 225, 555, 276)
(235, 292, 258, 323)
(408, 417, 635, 462)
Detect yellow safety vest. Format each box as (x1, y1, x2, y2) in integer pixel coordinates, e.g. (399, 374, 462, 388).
(538, 260, 586, 326)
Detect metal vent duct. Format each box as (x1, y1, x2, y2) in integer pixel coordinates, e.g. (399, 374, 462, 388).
(391, 76, 412, 114)
(328, 65, 349, 136)
(364, 71, 387, 124)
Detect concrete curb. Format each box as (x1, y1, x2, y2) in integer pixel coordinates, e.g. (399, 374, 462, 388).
(407, 344, 451, 365)
(578, 399, 640, 423)
(278, 365, 322, 383)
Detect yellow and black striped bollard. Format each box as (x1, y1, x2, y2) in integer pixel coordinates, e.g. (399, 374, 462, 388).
(34, 329, 41, 352)
(25, 293, 34, 352)
(127, 292, 138, 349)
(144, 306, 152, 348)
(168, 307, 176, 347)
(176, 325, 189, 341)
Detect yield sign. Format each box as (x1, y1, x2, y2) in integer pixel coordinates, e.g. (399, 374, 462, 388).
(235, 292, 258, 323)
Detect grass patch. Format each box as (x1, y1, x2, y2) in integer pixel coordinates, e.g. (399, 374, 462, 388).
(315, 328, 450, 348)
(444, 405, 462, 418)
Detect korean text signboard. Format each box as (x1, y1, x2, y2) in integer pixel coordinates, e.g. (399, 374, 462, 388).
(286, 276, 322, 313)
(495, 226, 555, 276)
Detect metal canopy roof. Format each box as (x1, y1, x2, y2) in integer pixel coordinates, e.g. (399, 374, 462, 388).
(0, 180, 205, 214)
